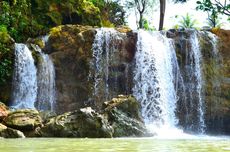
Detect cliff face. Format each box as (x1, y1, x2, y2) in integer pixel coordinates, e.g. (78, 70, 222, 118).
(209, 29, 230, 134)
(167, 29, 230, 134)
(1, 25, 229, 134)
(44, 25, 96, 113)
(44, 25, 136, 113)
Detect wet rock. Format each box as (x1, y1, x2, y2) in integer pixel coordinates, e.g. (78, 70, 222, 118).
(167, 29, 230, 134)
(0, 102, 9, 120)
(43, 25, 136, 113)
(0, 123, 25, 138)
(3, 109, 43, 131)
(103, 95, 148, 137)
(47, 25, 95, 113)
(39, 107, 113, 138)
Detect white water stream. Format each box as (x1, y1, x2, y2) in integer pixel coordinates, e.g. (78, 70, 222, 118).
(11, 44, 37, 109)
(11, 42, 55, 111)
(133, 30, 179, 135)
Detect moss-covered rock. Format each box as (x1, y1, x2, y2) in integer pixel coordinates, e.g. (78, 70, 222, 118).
(0, 123, 25, 138)
(46, 25, 95, 113)
(44, 25, 136, 114)
(103, 95, 143, 121)
(38, 107, 113, 138)
(0, 102, 9, 120)
(103, 95, 148, 137)
(167, 29, 230, 134)
(3, 109, 43, 132)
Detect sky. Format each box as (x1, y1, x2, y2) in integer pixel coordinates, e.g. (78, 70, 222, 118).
(126, 0, 230, 30)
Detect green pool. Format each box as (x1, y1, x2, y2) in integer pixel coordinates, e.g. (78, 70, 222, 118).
(0, 136, 229, 152)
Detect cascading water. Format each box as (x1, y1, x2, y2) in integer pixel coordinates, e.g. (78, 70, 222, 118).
(34, 45, 56, 111)
(11, 40, 56, 111)
(189, 32, 205, 133)
(91, 28, 128, 103)
(133, 30, 180, 135)
(177, 31, 206, 133)
(199, 31, 222, 133)
(11, 44, 37, 109)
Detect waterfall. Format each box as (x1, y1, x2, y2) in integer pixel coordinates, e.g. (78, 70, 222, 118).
(178, 31, 206, 133)
(11, 44, 37, 109)
(189, 32, 205, 133)
(200, 31, 222, 133)
(11, 41, 56, 111)
(35, 45, 56, 111)
(91, 28, 127, 103)
(133, 30, 179, 134)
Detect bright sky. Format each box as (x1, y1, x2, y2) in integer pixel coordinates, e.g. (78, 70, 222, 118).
(126, 0, 230, 30)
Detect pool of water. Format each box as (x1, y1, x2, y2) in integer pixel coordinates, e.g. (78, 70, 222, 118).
(0, 136, 229, 152)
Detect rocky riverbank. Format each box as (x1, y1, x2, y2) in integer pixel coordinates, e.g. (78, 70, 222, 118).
(0, 95, 149, 138)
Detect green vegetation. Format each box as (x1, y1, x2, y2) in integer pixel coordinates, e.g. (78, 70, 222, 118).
(91, 0, 126, 27)
(0, 31, 13, 85)
(0, 0, 126, 88)
(126, 0, 156, 29)
(196, 0, 230, 28)
(179, 13, 197, 29)
(0, 0, 126, 43)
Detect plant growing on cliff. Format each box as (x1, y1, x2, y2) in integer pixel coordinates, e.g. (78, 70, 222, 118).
(179, 13, 198, 28)
(206, 12, 223, 28)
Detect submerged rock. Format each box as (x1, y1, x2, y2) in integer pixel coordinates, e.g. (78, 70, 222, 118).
(3, 109, 42, 131)
(103, 95, 148, 137)
(39, 107, 113, 138)
(0, 123, 25, 138)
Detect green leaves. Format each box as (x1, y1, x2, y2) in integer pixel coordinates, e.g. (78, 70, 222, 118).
(196, 0, 229, 28)
(0, 41, 13, 85)
(179, 13, 197, 29)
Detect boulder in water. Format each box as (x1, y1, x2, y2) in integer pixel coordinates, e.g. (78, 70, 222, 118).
(0, 123, 25, 138)
(3, 109, 42, 131)
(103, 95, 148, 137)
(39, 107, 113, 138)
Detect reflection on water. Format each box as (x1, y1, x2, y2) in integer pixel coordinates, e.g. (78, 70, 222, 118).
(0, 137, 229, 152)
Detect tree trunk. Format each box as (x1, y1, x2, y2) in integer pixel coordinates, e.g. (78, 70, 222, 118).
(159, 0, 166, 30)
(139, 13, 143, 29)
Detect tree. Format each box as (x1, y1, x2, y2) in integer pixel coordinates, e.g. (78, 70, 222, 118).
(91, 0, 126, 27)
(159, 0, 187, 30)
(200, 0, 230, 16)
(196, 0, 230, 27)
(159, 0, 166, 30)
(126, 0, 155, 29)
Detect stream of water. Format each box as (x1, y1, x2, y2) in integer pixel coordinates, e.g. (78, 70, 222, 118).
(11, 43, 55, 111)
(11, 44, 37, 109)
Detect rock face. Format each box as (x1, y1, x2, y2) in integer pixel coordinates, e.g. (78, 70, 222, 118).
(0, 123, 25, 138)
(103, 95, 148, 137)
(43, 25, 136, 113)
(38, 95, 147, 138)
(46, 25, 95, 113)
(0, 102, 9, 120)
(39, 107, 113, 138)
(209, 29, 230, 134)
(3, 109, 42, 131)
(167, 29, 230, 134)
